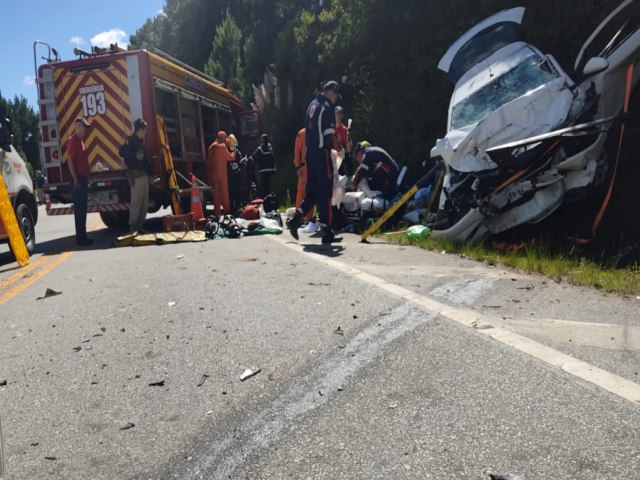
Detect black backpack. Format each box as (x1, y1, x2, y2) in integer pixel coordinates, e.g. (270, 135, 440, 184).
(263, 193, 278, 213)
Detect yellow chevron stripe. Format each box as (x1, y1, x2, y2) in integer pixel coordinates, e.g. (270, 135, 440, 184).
(88, 142, 122, 171)
(89, 110, 126, 147)
(58, 75, 83, 117)
(98, 70, 130, 106)
(104, 103, 130, 136)
(86, 129, 121, 163)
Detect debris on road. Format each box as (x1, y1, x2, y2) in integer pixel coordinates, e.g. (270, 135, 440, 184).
(119, 422, 135, 431)
(333, 326, 344, 336)
(489, 474, 524, 480)
(472, 321, 494, 330)
(44, 456, 57, 461)
(36, 288, 62, 300)
(0, 380, 7, 386)
(72, 346, 81, 353)
(168, 301, 177, 307)
(197, 374, 209, 387)
(148, 380, 165, 387)
(175, 254, 184, 259)
(240, 368, 261, 381)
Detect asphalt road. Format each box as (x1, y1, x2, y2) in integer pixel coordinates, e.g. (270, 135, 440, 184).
(1, 207, 640, 479)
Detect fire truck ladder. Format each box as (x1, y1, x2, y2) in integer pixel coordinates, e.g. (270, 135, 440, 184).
(0, 172, 30, 267)
(156, 115, 182, 215)
(33, 41, 63, 189)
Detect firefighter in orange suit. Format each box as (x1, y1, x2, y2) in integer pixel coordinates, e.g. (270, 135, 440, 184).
(207, 131, 232, 216)
(293, 128, 314, 221)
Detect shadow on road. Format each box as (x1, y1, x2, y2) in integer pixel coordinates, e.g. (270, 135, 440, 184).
(302, 243, 345, 257)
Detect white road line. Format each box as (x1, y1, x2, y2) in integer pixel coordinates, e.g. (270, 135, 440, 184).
(177, 303, 434, 480)
(269, 236, 640, 406)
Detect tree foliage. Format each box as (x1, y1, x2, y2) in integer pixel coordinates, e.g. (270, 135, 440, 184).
(0, 92, 40, 172)
(204, 11, 246, 97)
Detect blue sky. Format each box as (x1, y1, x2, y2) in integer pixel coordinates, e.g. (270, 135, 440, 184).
(1, 0, 165, 109)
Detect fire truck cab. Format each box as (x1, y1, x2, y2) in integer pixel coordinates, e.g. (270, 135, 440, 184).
(0, 118, 38, 254)
(34, 41, 261, 228)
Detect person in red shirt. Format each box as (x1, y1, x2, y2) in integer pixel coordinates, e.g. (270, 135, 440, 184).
(335, 106, 353, 176)
(66, 117, 93, 246)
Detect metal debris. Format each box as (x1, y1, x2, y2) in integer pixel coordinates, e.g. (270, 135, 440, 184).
(240, 368, 261, 382)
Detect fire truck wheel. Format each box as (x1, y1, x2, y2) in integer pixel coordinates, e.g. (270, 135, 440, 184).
(100, 211, 130, 230)
(14, 202, 36, 254)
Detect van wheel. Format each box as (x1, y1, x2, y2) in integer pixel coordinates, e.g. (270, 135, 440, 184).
(15, 203, 36, 254)
(100, 211, 129, 230)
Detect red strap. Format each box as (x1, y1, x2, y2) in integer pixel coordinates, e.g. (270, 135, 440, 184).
(571, 63, 634, 245)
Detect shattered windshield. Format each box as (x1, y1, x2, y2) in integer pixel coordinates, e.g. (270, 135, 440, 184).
(451, 53, 560, 130)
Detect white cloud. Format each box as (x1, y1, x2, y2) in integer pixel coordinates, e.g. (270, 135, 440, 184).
(156, 8, 166, 17)
(90, 28, 129, 48)
(70, 36, 85, 47)
(23, 75, 35, 86)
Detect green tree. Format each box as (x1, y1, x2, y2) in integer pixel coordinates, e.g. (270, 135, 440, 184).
(204, 10, 246, 97)
(0, 92, 41, 171)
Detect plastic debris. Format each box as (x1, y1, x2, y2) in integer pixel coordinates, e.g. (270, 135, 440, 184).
(36, 288, 62, 301)
(175, 254, 184, 259)
(148, 380, 165, 387)
(240, 368, 261, 381)
(168, 301, 177, 307)
(119, 422, 135, 431)
(406, 225, 430, 240)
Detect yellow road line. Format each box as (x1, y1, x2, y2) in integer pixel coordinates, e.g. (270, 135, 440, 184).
(0, 255, 51, 291)
(0, 215, 105, 305)
(0, 251, 72, 305)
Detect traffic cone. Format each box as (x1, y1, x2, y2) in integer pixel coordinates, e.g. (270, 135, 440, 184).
(190, 175, 205, 225)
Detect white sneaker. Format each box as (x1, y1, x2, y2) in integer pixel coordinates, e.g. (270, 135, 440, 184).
(298, 221, 318, 234)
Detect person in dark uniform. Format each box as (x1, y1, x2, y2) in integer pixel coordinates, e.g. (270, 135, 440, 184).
(119, 118, 153, 233)
(288, 81, 342, 244)
(251, 134, 276, 198)
(352, 141, 400, 200)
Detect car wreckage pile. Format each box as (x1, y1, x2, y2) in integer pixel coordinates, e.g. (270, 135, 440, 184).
(414, 0, 640, 245)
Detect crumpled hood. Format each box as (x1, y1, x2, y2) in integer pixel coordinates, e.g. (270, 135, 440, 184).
(432, 77, 574, 173)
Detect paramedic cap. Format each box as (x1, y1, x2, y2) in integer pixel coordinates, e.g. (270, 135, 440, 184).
(75, 117, 91, 128)
(323, 81, 340, 93)
(133, 118, 147, 132)
(335, 106, 344, 113)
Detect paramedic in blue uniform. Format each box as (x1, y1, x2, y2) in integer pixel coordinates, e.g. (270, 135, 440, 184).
(288, 81, 342, 244)
(352, 141, 400, 200)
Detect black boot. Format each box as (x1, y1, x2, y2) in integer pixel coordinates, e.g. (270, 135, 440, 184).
(321, 228, 343, 244)
(287, 210, 304, 240)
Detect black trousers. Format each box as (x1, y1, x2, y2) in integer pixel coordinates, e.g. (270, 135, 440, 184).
(72, 175, 89, 241)
(300, 148, 333, 226)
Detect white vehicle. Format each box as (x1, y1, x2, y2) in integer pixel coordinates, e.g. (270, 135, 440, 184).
(430, 1, 640, 243)
(0, 118, 38, 254)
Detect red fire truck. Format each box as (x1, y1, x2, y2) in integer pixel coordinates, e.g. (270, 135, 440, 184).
(34, 42, 261, 228)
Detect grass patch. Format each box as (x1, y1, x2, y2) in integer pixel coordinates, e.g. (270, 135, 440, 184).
(387, 233, 640, 296)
